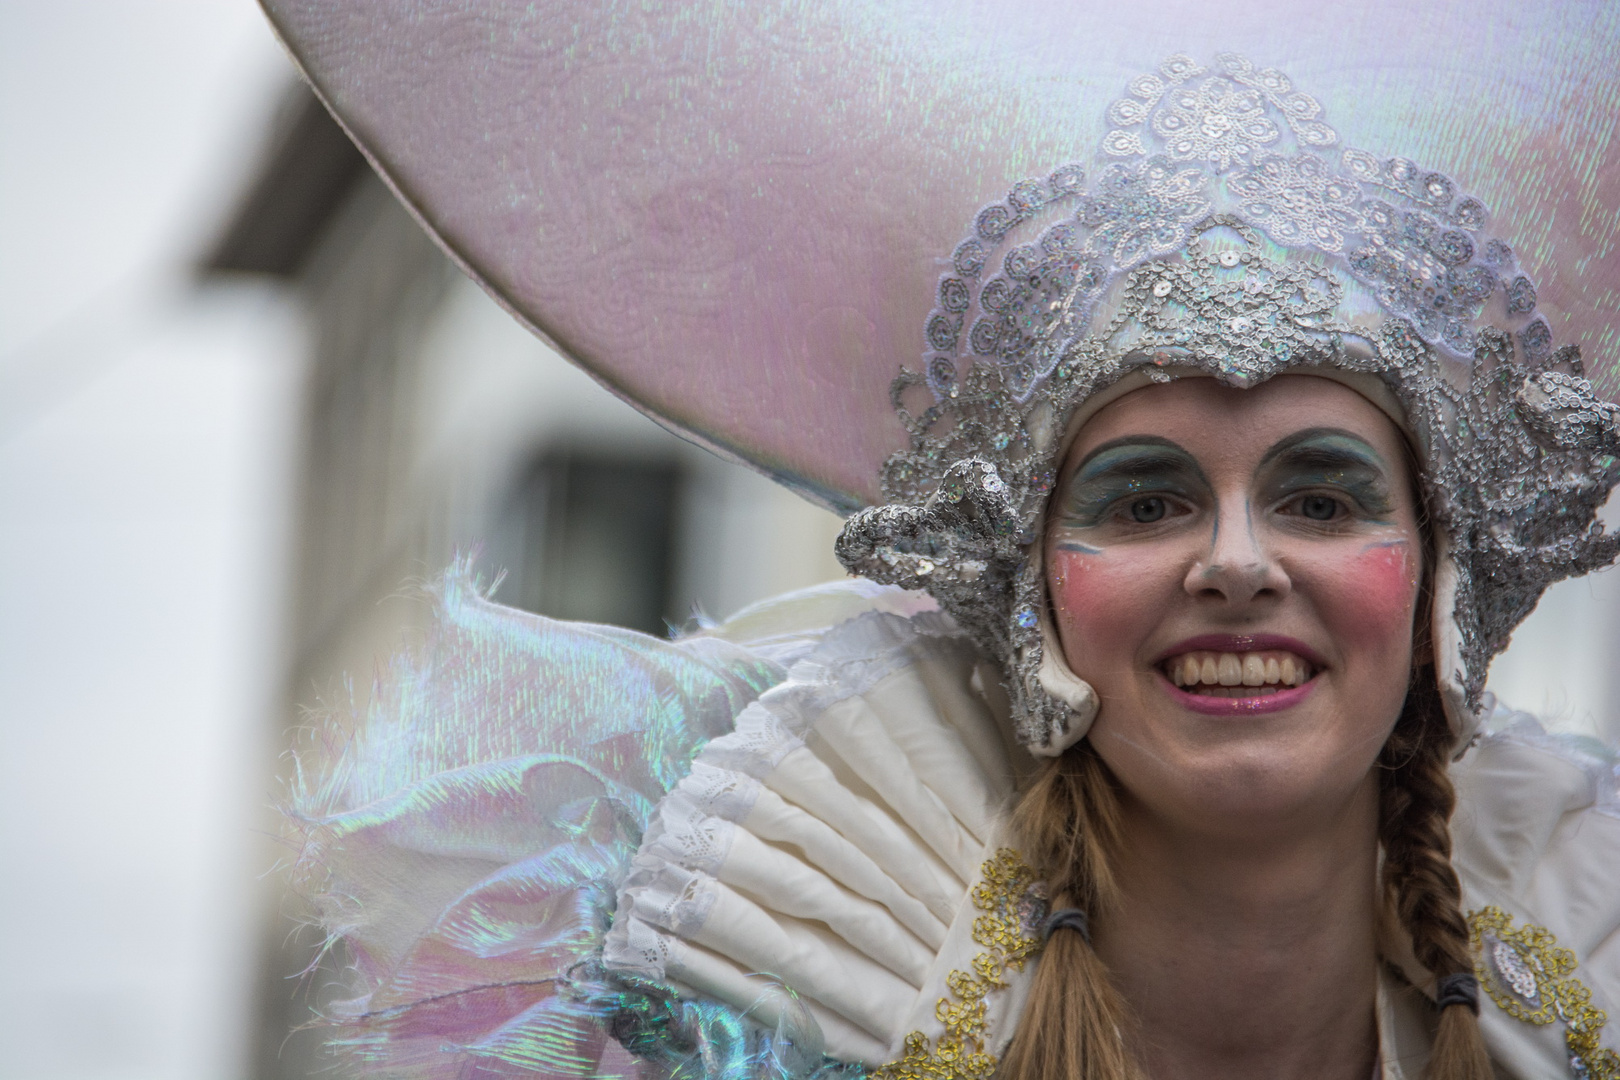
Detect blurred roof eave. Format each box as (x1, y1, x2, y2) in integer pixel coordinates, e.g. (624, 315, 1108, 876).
(201, 82, 369, 278)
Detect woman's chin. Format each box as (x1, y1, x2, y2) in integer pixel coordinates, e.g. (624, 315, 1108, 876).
(1121, 758, 1372, 842)
(1091, 688, 1382, 835)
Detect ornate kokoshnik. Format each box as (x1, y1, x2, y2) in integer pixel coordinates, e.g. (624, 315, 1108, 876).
(836, 53, 1620, 757)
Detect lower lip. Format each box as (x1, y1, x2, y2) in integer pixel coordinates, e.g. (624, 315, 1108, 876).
(1158, 674, 1318, 715)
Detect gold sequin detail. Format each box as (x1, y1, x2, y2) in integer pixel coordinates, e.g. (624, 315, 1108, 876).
(874, 848, 1045, 1080)
(1469, 906, 1619, 1079)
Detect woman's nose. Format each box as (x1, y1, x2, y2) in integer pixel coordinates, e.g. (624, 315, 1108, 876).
(1183, 496, 1291, 604)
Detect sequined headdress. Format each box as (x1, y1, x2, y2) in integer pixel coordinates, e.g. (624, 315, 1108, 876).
(837, 54, 1620, 755)
(259, 1, 1620, 754)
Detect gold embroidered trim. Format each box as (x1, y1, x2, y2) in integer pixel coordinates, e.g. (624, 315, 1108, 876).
(1469, 906, 1619, 1079)
(873, 848, 1046, 1080)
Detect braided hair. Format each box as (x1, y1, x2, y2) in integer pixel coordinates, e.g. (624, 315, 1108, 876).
(1377, 674, 1492, 1079)
(999, 698, 1490, 1080)
(998, 741, 1141, 1080)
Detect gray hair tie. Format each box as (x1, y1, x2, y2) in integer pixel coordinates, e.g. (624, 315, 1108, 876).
(1042, 907, 1091, 945)
(1435, 972, 1480, 1014)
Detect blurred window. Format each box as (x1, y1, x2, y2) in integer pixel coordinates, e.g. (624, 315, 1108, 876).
(492, 451, 682, 634)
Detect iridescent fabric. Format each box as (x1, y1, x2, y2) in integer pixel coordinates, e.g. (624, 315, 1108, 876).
(289, 563, 790, 1078)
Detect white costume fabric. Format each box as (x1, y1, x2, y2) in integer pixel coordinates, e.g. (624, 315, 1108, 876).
(604, 602, 1031, 1065)
(625, 587, 1620, 1078)
(292, 569, 1620, 1079)
(632, 585, 1620, 1078)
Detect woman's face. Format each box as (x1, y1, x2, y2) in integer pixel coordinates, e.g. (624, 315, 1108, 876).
(1045, 375, 1423, 838)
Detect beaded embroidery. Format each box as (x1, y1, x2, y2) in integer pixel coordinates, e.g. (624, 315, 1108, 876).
(837, 54, 1620, 754)
(873, 849, 1046, 1080)
(1469, 906, 1620, 1078)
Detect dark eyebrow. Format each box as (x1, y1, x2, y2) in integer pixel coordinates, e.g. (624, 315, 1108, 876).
(1257, 428, 1389, 472)
(1071, 435, 1200, 476)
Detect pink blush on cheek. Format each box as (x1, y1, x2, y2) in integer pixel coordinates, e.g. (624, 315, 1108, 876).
(1047, 548, 1152, 654)
(1325, 540, 1420, 648)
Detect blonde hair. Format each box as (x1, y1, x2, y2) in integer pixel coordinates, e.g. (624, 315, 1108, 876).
(997, 741, 1141, 1080)
(998, 675, 1491, 1080)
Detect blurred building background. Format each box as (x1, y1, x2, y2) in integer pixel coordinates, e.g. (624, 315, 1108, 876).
(0, 4, 1615, 1080)
(201, 83, 844, 1080)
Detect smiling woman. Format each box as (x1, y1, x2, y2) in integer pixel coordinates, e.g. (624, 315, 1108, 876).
(1014, 376, 1439, 1080)
(1048, 378, 1420, 734)
(828, 51, 1620, 1076)
(261, 9, 1620, 1080)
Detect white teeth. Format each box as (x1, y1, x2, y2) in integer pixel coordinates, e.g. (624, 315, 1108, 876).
(1242, 654, 1265, 686)
(1164, 650, 1314, 691)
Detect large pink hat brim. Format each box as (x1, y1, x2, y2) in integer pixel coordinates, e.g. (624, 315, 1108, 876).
(259, 0, 1620, 511)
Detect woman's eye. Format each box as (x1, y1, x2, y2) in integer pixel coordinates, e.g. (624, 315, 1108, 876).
(1126, 496, 1168, 523)
(1296, 494, 1342, 521)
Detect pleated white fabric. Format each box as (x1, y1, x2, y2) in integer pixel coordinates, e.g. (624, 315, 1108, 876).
(604, 607, 1034, 1063)
(607, 594, 1620, 1076)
